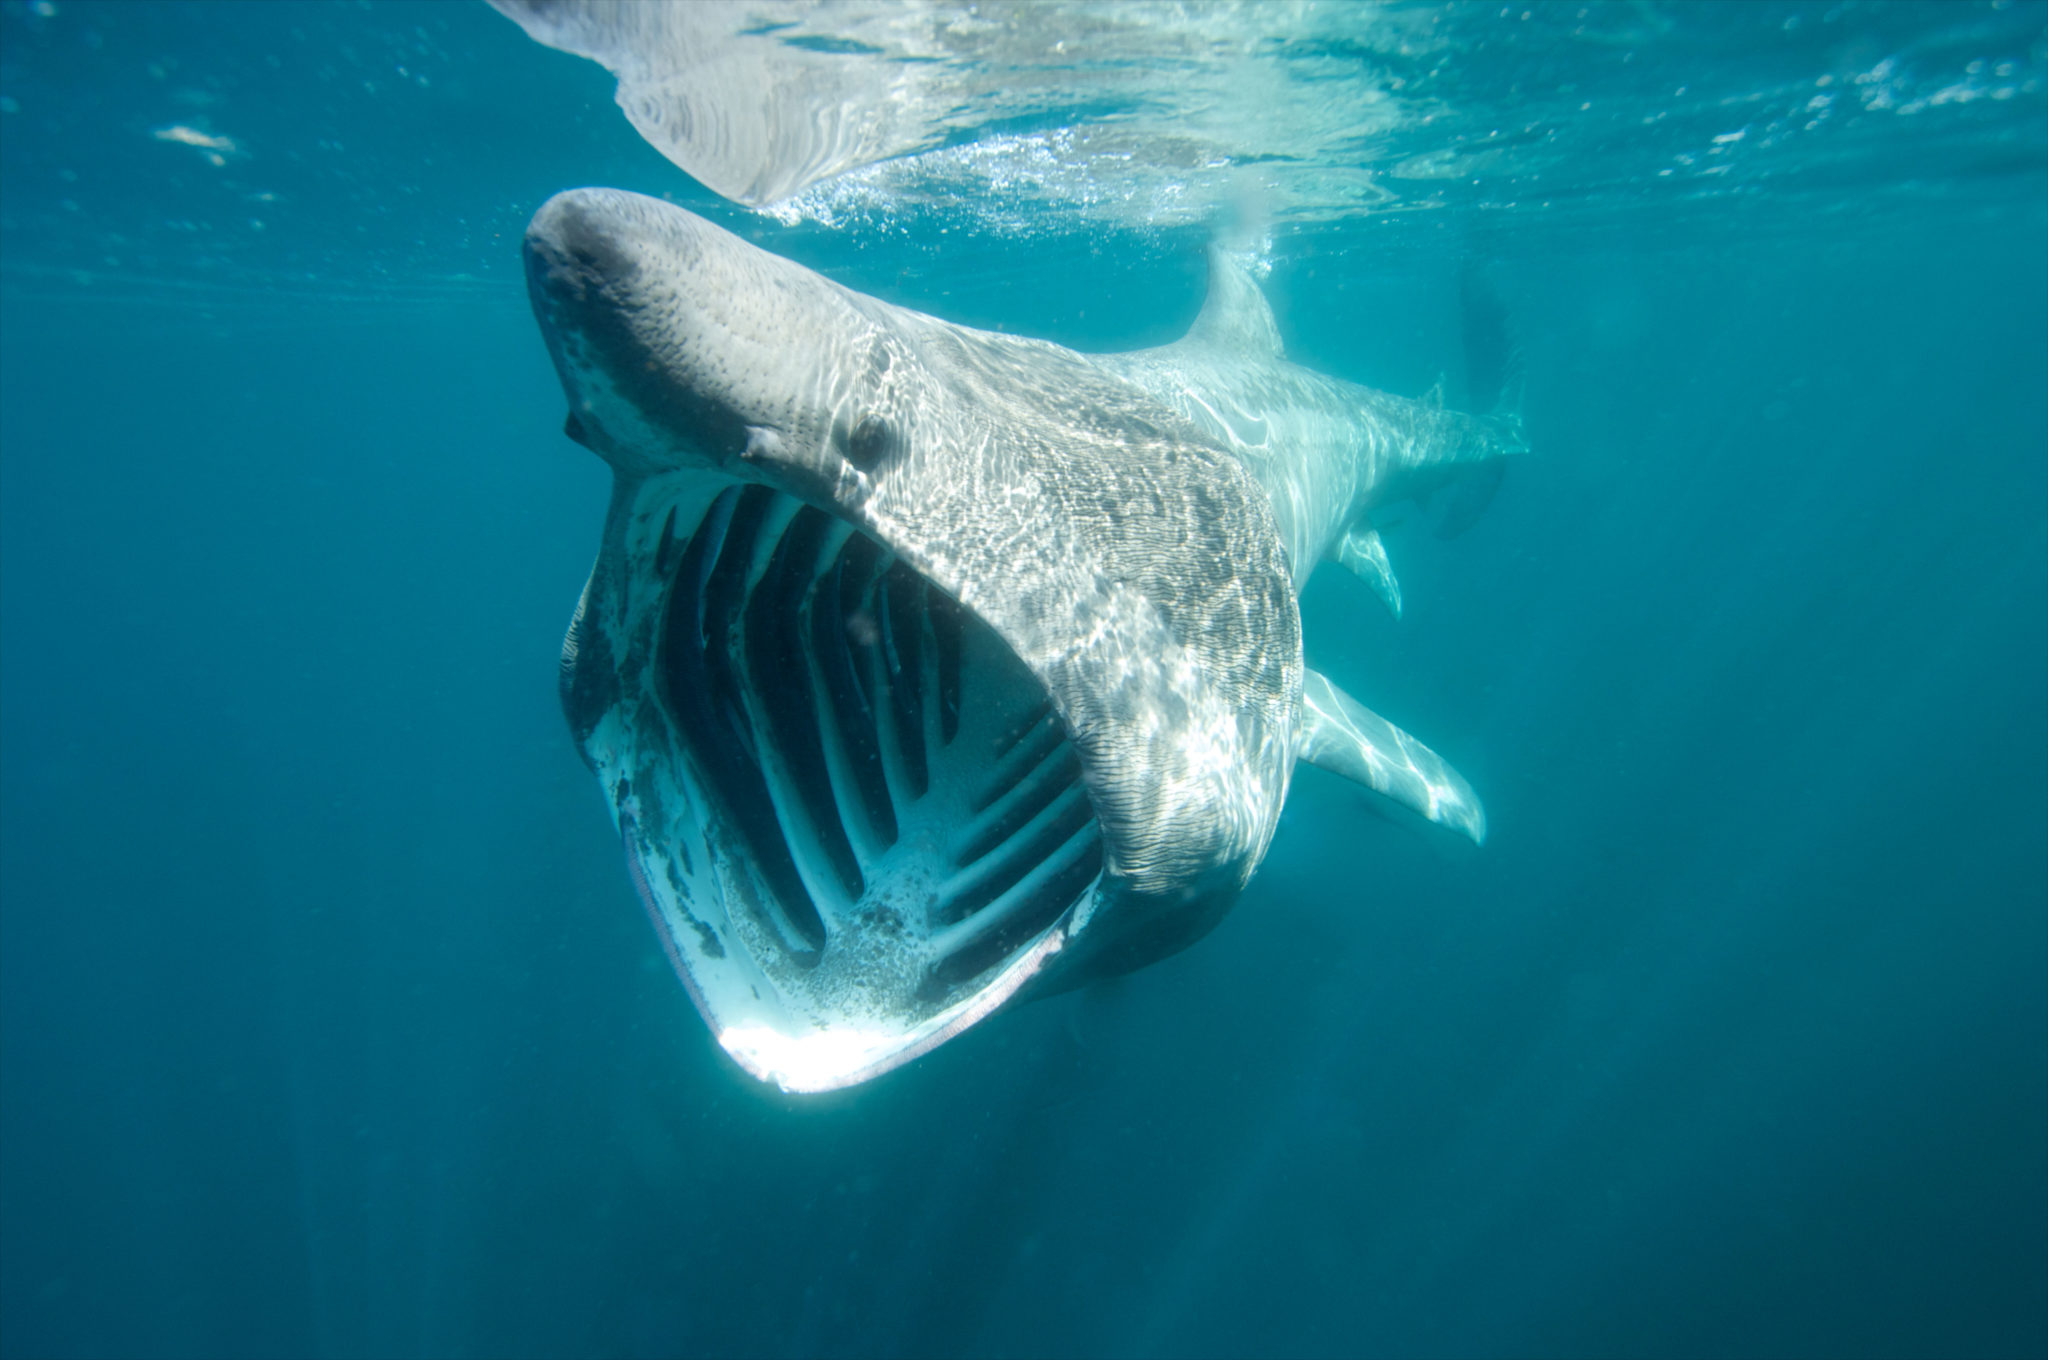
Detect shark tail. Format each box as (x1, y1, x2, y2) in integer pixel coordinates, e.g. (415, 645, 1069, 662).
(1459, 260, 1524, 420)
(1426, 264, 1526, 540)
(1330, 264, 1525, 612)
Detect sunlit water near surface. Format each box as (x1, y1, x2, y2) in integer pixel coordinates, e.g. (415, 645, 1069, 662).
(2, 3, 2044, 1358)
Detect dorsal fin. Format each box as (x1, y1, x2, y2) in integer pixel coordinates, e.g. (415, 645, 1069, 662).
(1183, 247, 1283, 358)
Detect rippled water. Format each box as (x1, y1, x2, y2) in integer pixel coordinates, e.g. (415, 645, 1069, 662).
(498, 0, 2048, 233)
(4, 1, 2042, 287)
(2, 3, 2044, 1359)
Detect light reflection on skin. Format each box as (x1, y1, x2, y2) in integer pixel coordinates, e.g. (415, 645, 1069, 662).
(523, 190, 1513, 1090)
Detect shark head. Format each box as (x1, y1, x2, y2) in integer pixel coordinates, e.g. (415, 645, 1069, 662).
(524, 189, 1303, 1091)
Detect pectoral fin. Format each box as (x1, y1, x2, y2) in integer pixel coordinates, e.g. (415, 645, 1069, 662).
(1297, 670, 1486, 844)
(1333, 522, 1403, 619)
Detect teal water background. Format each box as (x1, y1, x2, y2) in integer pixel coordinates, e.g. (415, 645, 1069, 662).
(2, 3, 2044, 1357)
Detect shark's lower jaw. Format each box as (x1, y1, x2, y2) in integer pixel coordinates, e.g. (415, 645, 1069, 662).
(577, 482, 1105, 1092)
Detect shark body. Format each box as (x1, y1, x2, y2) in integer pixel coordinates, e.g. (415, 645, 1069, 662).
(522, 189, 1523, 1091)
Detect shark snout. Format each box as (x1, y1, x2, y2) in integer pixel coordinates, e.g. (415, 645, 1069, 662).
(523, 189, 858, 480)
(524, 188, 641, 296)
(523, 187, 731, 301)
(521, 189, 743, 472)
(522, 188, 683, 358)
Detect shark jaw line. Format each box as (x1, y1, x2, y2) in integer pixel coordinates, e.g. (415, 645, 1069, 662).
(576, 477, 1106, 1093)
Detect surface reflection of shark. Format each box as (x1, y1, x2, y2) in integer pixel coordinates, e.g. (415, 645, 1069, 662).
(522, 189, 1525, 1091)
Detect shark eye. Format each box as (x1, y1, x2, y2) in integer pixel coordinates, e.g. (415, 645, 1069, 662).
(843, 414, 894, 472)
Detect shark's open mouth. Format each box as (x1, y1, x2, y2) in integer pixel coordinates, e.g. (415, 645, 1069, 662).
(610, 483, 1105, 1086)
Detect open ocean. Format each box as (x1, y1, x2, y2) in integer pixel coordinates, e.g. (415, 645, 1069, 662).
(2, 3, 2043, 1357)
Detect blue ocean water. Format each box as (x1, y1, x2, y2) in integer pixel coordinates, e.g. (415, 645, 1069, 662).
(1, 3, 2044, 1358)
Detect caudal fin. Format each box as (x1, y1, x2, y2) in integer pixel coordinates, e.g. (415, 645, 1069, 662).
(1459, 262, 1524, 418)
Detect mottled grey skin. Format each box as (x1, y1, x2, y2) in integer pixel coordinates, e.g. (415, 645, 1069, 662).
(523, 188, 1519, 1090)
(1097, 255, 1526, 592)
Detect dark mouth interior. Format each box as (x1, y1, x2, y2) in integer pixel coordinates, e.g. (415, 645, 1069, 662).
(657, 484, 1103, 992)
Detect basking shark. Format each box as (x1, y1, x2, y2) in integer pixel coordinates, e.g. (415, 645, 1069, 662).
(523, 188, 1524, 1091)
